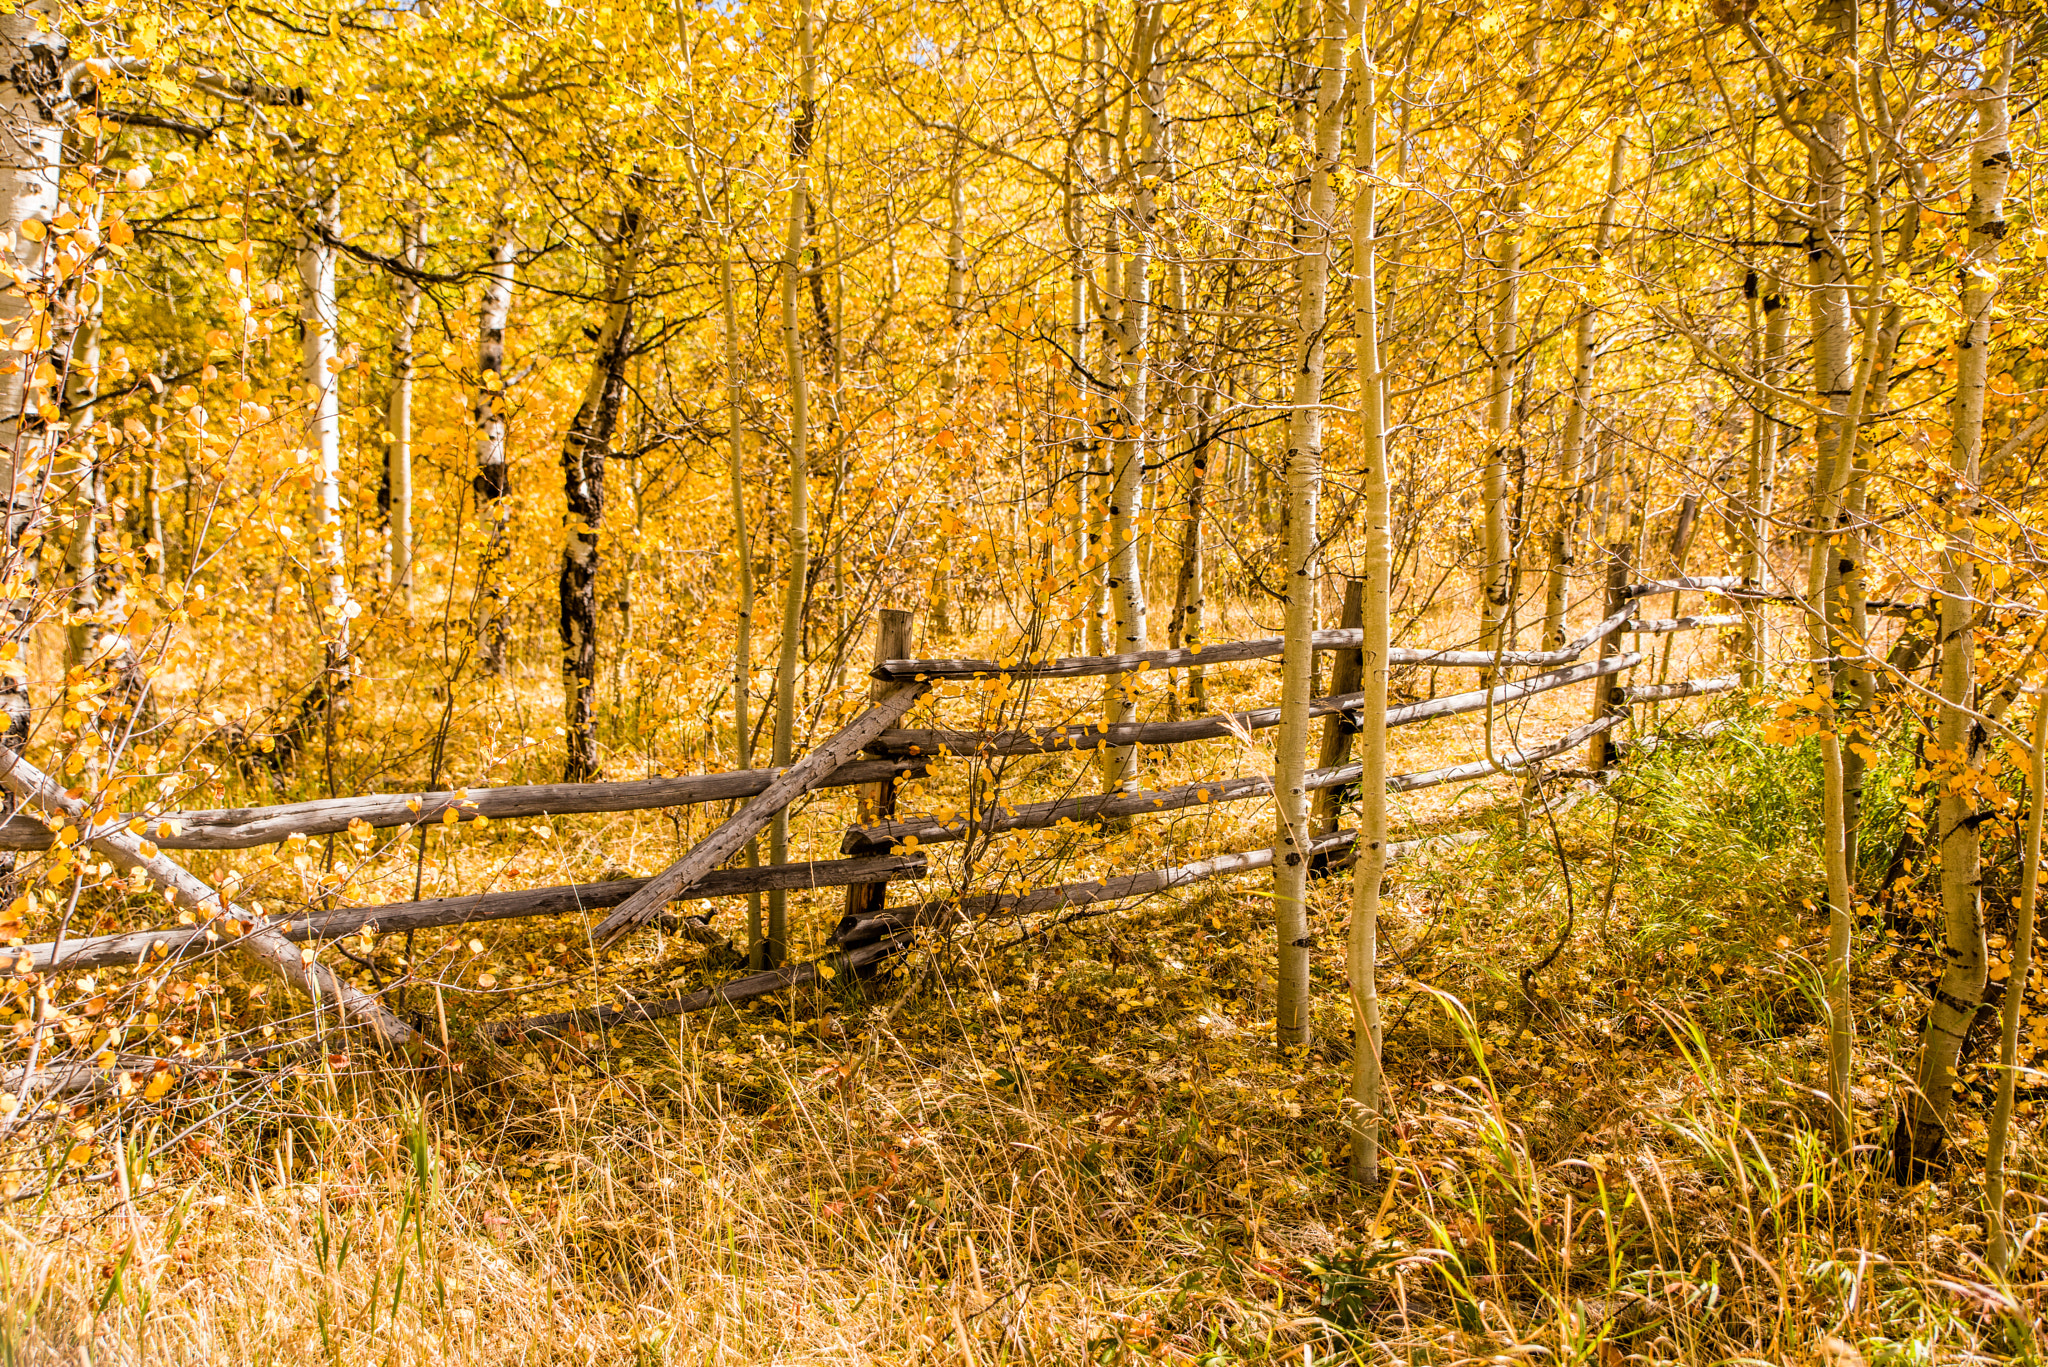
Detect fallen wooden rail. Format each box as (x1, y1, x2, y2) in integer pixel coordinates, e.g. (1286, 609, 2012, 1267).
(491, 826, 1491, 1041)
(0, 758, 925, 853)
(870, 609, 1638, 684)
(844, 711, 1626, 856)
(1621, 675, 1739, 703)
(24, 854, 926, 974)
(872, 651, 1640, 760)
(831, 826, 1489, 950)
(0, 739, 417, 1048)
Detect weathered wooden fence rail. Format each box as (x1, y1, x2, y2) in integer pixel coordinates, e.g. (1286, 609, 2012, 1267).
(843, 714, 1625, 856)
(869, 650, 1638, 758)
(27, 572, 1751, 1054)
(0, 757, 926, 852)
(489, 826, 1497, 1041)
(22, 854, 926, 973)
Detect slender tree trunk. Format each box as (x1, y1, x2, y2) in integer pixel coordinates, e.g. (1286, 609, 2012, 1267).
(1479, 58, 1531, 668)
(766, 0, 818, 971)
(298, 182, 351, 698)
(559, 207, 642, 783)
(1541, 132, 1626, 651)
(1988, 676, 2045, 1273)
(1743, 253, 1790, 687)
(1064, 109, 1093, 653)
(1348, 4, 1388, 1183)
(1167, 388, 1215, 716)
(1790, 0, 1858, 1160)
(1084, 5, 1113, 662)
(61, 293, 100, 668)
(474, 228, 518, 675)
(1838, 127, 1924, 859)
(386, 216, 421, 612)
(932, 147, 968, 638)
(1102, 3, 1161, 794)
(1272, 0, 1349, 1055)
(684, 146, 764, 940)
(1897, 37, 2008, 1178)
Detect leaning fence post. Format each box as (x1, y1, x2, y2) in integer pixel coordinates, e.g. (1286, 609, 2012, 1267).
(1590, 545, 1630, 771)
(844, 608, 916, 926)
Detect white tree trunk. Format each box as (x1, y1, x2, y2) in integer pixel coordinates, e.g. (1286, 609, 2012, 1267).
(0, 6, 61, 655)
(1272, 0, 1349, 1054)
(474, 228, 518, 674)
(1743, 254, 1790, 687)
(1988, 663, 2045, 1271)
(1541, 132, 1625, 651)
(767, 0, 818, 970)
(297, 182, 351, 687)
(61, 289, 100, 668)
(1479, 78, 1530, 667)
(1899, 34, 2009, 1176)
(386, 215, 421, 610)
(1101, 4, 1160, 793)
(931, 147, 968, 637)
(1347, 0, 1388, 1184)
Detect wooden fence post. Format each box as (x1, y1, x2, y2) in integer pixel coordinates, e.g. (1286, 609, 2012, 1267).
(1313, 578, 1365, 838)
(1590, 544, 1630, 770)
(845, 608, 915, 925)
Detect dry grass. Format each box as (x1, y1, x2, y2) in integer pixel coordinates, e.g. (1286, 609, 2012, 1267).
(3, 609, 2044, 1364)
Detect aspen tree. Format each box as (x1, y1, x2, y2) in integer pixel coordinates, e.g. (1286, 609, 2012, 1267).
(767, 0, 818, 971)
(60, 291, 100, 669)
(1742, 249, 1790, 688)
(1837, 77, 1926, 868)
(1897, 32, 2009, 1177)
(1540, 132, 1626, 652)
(474, 228, 518, 675)
(683, 140, 764, 939)
(1347, 0, 1388, 1185)
(1062, 75, 1092, 651)
(931, 145, 967, 639)
(385, 214, 421, 611)
(1101, 2, 1160, 794)
(559, 204, 643, 783)
(297, 180, 351, 693)
(685, 154, 753, 773)
(1272, 0, 1349, 1054)
(1479, 40, 1533, 668)
(0, 7, 60, 472)
(1987, 682, 2045, 1272)
(0, 0, 65, 818)
(1159, 113, 1208, 719)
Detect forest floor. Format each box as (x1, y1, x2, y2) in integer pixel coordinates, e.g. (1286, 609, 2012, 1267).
(0, 613, 2042, 1365)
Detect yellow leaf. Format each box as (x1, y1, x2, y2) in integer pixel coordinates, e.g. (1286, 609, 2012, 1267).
(144, 1071, 174, 1101)
(18, 220, 45, 242)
